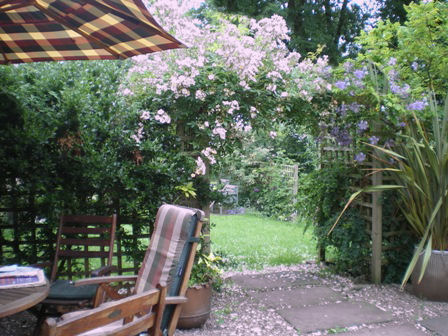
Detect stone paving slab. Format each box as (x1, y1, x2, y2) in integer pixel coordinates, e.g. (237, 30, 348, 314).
(336, 324, 428, 336)
(420, 316, 448, 336)
(279, 301, 394, 334)
(250, 286, 344, 309)
(230, 271, 321, 290)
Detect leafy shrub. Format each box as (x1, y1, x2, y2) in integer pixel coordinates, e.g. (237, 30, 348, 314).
(298, 163, 418, 282)
(298, 164, 370, 277)
(214, 125, 315, 220)
(249, 162, 297, 220)
(357, 1, 448, 97)
(325, 209, 370, 277)
(0, 61, 196, 266)
(217, 148, 298, 219)
(381, 191, 418, 283)
(317, 2, 446, 283)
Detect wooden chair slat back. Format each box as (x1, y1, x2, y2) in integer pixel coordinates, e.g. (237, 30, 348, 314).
(50, 214, 117, 282)
(59, 238, 111, 246)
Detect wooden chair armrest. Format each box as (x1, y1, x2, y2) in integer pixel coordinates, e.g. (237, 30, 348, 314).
(165, 296, 188, 305)
(90, 265, 117, 277)
(42, 288, 162, 336)
(73, 275, 138, 287)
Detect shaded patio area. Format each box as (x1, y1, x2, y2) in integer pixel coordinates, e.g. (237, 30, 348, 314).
(177, 263, 448, 336)
(2, 262, 448, 335)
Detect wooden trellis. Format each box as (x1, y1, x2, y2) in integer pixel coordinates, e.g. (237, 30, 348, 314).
(0, 196, 152, 276)
(320, 143, 384, 283)
(280, 164, 299, 201)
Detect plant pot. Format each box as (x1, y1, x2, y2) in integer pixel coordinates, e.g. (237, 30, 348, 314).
(178, 283, 212, 329)
(411, 250, 448, 302)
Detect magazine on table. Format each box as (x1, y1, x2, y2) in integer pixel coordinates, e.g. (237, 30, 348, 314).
(0, 265, 46, 289)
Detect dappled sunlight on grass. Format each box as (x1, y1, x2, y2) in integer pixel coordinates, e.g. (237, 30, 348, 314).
(211, 212, 316, 270)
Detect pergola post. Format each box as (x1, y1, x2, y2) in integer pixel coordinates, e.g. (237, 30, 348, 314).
(371, 162, 382, 284)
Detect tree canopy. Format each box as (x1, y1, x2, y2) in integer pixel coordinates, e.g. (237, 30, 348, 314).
(376, 0, 419, 24)
(210, 0, 370, 63)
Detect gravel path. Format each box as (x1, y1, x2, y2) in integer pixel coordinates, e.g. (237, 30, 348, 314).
(177, 262, 448, 336)
(2, 262, 448, 335)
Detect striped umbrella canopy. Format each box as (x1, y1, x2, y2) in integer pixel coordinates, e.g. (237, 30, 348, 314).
(0, 0, 185, 64)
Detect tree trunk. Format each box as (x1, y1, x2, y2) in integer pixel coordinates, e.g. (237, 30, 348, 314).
(323, 0, 333, 34)
(287, 0, 306, 39)
(333, 0, 349, 47)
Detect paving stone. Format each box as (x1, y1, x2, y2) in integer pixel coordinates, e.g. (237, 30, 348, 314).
(336, 324, 427, 335)
(250, 286, 344, 309)
(421, 316, 448, 336)
(230, 271, 321, 290)
(279, 301, 394, 334)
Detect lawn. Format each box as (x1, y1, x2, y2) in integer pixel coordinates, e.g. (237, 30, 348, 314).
(211, 212, 316, 270)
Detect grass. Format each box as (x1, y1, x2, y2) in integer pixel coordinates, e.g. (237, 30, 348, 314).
(15, 212, 316, 275)
(211, 211, 316, 270)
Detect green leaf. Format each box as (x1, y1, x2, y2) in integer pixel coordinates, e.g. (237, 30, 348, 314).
(419, 237, 432, 283)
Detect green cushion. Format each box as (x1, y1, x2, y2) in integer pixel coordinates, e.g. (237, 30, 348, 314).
(48, 279, 98, 300)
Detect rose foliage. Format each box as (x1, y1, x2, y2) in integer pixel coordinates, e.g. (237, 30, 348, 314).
(121, 0, 332, 179)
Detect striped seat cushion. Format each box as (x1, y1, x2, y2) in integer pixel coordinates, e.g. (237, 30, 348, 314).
(134, 204, 204, 294)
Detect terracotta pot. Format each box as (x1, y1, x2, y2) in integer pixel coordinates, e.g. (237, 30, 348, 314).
(411, 250, 448, 302)
(178, 283, 212, 329)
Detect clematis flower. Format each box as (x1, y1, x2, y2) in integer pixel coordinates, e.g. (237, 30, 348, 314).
(353, 69, 367, 80)
(388, 57, 397, 66)
(334, 81, 348, 90)
(355, 152, 366, 163)
(343, 61, 354, 73)
(407, 100, 427, 111)
(385, 139, 395, 148)
(349, 103, 362, 113)
(369, 136, 380, 145)
(357, 120, 369, 132)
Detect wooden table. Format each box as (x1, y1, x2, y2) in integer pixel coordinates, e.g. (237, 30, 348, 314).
(0, 282, 50, 318)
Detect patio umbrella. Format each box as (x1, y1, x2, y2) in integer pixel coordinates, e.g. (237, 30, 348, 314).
(0, 0, 185, 64)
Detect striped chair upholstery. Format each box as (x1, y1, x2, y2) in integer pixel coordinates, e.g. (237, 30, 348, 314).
(135, 204, 204, 295)
(51, 204, 204, 336)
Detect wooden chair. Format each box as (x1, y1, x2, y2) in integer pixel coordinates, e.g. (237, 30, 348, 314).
(34, 215, 117, 333)
(42, 285, 167, 336)
(42, 204, 204, 336)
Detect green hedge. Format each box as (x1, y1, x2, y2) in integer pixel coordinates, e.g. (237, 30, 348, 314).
(0, 61, 197, 266)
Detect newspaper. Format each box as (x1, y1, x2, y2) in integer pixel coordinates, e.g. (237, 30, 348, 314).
(0, 265, 46, 289)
